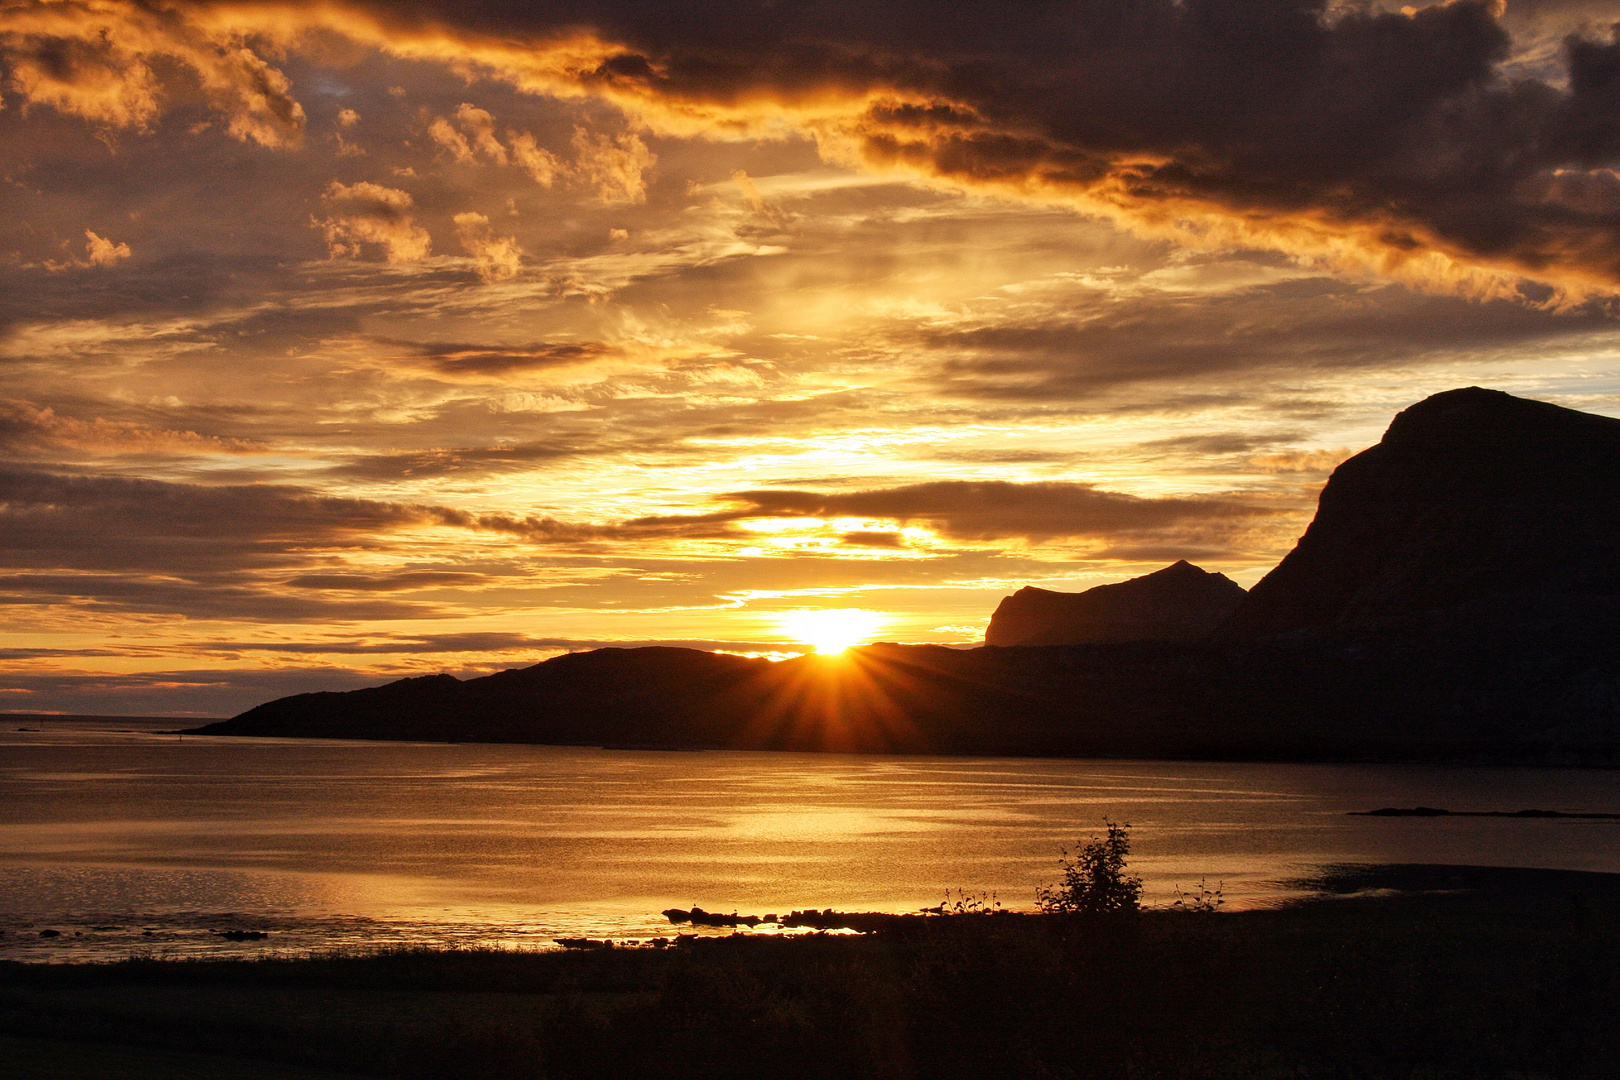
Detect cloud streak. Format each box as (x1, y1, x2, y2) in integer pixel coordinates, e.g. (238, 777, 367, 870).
(715, 480, 1271, 542)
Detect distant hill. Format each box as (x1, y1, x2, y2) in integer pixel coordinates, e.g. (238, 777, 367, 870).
(986, 560, 1246, 646)
(192, 388, 1620, 764)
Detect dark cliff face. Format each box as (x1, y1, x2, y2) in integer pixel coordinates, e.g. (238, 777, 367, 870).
(985, 560, 1247, 646)
(1223, 387, 1620, 639)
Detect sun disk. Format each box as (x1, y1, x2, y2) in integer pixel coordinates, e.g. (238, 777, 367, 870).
(779, 608, 887, 655)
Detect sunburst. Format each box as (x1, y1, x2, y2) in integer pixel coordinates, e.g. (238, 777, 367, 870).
(778, 609, 887, 655)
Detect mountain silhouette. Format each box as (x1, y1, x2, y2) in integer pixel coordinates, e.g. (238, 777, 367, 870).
(193, 388, 1620, 764)
(986, 560, 1246, 646)
(1224, 386, 1620, 638)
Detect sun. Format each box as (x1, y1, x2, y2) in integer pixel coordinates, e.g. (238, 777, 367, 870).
(778, 609, 887, 655)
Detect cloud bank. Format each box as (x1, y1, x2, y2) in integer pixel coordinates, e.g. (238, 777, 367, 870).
(5, 0, 1619, 294)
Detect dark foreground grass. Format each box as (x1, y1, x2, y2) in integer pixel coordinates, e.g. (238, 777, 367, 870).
(0, 1034, 358, 1080)
(3, 865, 1619, 1079)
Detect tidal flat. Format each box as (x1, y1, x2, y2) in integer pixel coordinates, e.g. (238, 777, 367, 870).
(3, 865, 1618, 1080)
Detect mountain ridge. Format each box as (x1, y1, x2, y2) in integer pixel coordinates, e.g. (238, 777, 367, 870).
(191, 387, 1620, 764)
(985, 560, 1246, 646)
(1222, 386, 1620, 639)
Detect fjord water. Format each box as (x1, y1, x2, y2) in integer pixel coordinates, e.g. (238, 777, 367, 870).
(3, 719, 1618, 961)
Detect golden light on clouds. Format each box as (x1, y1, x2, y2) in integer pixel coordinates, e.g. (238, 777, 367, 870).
(4, 0, 1618, 292)
(1, 0, 1618, 714)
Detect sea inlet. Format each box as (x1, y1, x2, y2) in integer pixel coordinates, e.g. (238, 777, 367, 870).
(3, 717, 1617, 961)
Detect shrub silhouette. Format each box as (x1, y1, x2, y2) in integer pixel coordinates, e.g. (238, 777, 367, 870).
(1171, 878, 1225, 914)
(1036, 820, 1142, 915)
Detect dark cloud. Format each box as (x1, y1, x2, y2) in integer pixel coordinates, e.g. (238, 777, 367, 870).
(719, 479, 1270, 542)
(0, 466, 585, 618)
(0, 572, 433, 621)
(0, 667, 383, 718)
(191, 633, 789, 655)
(919, 283, 1619, 399)
(0, 647, 130, 659)
(0, 253, 294, 333)
(841, 530, 905, 548)
(0, 466, 436, 574)
(0, 398, 267, 458)
(327, 442, 583, 480)
(399, 339, 614, 378)
(281, 571, 488, 591)
(926, 448, 1077, 465)
(0, 465, 714, 574)
(292, 0, 1620, 292)
(1141, 432, 1305, 456)
(5, 1, 1619, 289)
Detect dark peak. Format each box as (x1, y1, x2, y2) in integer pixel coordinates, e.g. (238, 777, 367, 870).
(1011, 560, 1229, 599)
(1221, 386, 1620, 640)
(985, 560, 1245, 646)
(1384, 387, 1620, 445)
(1113, 560, 1243, 595)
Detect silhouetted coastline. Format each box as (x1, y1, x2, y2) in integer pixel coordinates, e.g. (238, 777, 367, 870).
(189, 389, 1620, 765)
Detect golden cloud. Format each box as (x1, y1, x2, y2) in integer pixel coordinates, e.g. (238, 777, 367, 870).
(453, 102, 506, 164)
(452, 210, 522, 282)
(0, 0, 305, 145)
(6, 1, 1620, 296)
(426, 114, 475, 162)
(570, 126, 655, 203)
(508, 130, 560, 186)
(425, 100, 561, 185)
(43, 229, 132, 270)
(0, 399, 265, 455)
(83, 229, 131, 266)
(315, 180, 431, 263)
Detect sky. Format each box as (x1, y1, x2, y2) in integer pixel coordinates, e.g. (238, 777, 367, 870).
(3, 0, 1620, 716)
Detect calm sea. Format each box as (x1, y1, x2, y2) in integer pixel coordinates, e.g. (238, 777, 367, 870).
(3, 718, 1618, 961)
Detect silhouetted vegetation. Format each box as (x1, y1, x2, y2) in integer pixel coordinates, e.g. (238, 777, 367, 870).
(1035, 820, 1142, 915)
(1170, 878, 1225, 914)
(4, 866, 1619, 1079)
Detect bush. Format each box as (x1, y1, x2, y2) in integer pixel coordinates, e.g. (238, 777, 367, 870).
(1035, 820, 1142, 915)
(1171, 879, 1224, 914)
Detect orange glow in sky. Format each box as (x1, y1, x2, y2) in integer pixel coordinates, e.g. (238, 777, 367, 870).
(778, 610, 888, 655)
(2, 0, 1619, 715)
